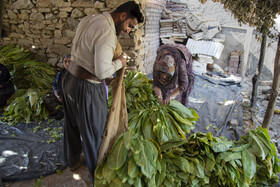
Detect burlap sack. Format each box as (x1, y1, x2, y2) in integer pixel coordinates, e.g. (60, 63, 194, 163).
(97, 42, 128, 164)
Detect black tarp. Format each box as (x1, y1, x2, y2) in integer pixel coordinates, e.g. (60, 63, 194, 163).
(188, 74, 243, 140)
(0, 117, 65, 182)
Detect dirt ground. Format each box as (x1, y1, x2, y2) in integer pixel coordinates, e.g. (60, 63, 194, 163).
(3, 166, 93, 187)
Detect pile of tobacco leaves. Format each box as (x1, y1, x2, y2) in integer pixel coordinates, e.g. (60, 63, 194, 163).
(96, 71, 280, 187)
(0, 44, 55, 125)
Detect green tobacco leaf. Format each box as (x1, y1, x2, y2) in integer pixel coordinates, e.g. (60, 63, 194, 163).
(172, 157, 190, 173)
(107, 135, 128, 170)
(206, 153, 215, 172)
(248, 132, 268, 160)
(216, 152, 241, 164)
(229, 144, 250, 152)
(168, 100, 199, 121)
(160, 139, 188, 151)
(211, 140, 233, 152)
(242, 149, 256, 180)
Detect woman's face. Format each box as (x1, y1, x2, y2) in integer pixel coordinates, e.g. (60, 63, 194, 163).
(63, 57, 70, 69)
(158, 71, 172, 85)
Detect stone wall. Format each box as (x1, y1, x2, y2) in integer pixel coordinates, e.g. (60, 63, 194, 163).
(144, 0, 165, 75)
(1, 0, 146, 70)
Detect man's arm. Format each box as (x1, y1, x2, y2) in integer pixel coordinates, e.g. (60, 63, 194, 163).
(93, 28, 125, 80)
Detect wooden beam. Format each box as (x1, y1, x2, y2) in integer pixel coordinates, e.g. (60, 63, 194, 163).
(262, 36, 280, 128)
(0, 0, 3, 42)
(251, 34, 267, 107)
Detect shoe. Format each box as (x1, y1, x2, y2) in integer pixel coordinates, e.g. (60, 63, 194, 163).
(69, 156, 85, 172)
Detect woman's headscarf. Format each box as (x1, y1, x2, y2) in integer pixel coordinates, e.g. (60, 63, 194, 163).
(153, 44, 182, 90)
(153, 43, 194, 105)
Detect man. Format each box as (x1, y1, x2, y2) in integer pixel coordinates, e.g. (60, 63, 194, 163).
(62, 1, 144, 183)
(0, 63, 15, 108)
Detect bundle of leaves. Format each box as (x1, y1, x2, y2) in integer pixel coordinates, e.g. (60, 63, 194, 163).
(128, 100, 199, 145)
(124, 71, 158, 112)
(0, 89, 49, 125)
(0, 44, 55, 90)
(96, 127, 280, 187)
(95, 130, 161, 187)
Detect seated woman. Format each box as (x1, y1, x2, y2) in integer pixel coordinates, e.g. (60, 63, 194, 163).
(0, 63, 15, 108)
(43, 54, 70, 119)
(153, 43, 194, 106)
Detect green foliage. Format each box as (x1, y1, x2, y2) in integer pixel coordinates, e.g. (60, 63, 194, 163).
(0, 89, 49, 125)
(0, 44, 55, 90)
(114, 71, 158, 112)
(96, 127, 280, 186)
(97, 71, 280, 186)
(0, 44, 56, 123)
(128, 100, 199, 145)
(200, 0, 280, 36)
(34, 176, 44, 187)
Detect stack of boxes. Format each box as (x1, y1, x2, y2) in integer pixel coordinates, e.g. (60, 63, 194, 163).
(228, 50, 242, 75)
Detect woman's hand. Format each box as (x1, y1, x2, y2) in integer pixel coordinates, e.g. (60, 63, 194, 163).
(163, 96, 171, 105)
(54, 89, 62, 102)
(158, 96, 163, 104)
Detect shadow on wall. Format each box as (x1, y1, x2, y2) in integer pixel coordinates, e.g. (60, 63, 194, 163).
(215, 27, 273, 81)
(246, 53, 273, 81)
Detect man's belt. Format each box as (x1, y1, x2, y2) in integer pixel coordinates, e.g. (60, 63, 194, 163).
(68, 61, 102, 82)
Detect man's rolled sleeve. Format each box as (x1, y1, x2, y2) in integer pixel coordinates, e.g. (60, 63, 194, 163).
(94, 28, 122, 80)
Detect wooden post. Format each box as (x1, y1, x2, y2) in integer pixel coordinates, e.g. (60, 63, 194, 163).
(251, 34, 267, 107)
(0, 0, 3, 41)
(241, 27, 253, 86)
(262, 36, 280, 128)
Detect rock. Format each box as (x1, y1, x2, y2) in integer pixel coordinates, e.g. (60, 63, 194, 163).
(30, 12, 45, 21)
(230, 119, 238, 126)
(18, 13, 29, 20)
(106, 0, 128, 8)
(50, 0, 71, 8)
(84, 8, 101, 16)
(64, 30, 75, 38)
(47, 58, 58, 66)
(93, 1, 105, 9)
(40, 38, 54, 48)
(67, 17, 79, 30)
(36, 0, 51, 8)
(58, 11, 68, 18)
(71, 8, 84, 18)
(54, 38, 72, 45)
(7, 10, 18, 20)
(54, 30, 62, 38)
(72, 0, 95, 8)
(13, 0, 33, 9)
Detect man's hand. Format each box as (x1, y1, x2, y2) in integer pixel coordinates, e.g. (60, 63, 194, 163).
(118, 53, 127, 68)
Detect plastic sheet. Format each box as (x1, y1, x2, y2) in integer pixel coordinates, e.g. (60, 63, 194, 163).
(0, 117, 65, 182)
(188, 74, 243, 140)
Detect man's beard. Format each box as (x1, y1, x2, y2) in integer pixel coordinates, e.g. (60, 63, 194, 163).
(115, 20, 125, 36)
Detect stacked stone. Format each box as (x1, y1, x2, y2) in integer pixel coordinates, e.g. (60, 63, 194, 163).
(2, 0, 146, 72)
(144, 0, 166, 75)
(228, 50, 242, 75)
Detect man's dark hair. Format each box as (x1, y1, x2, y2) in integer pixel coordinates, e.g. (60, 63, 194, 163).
(113, 1, 144, 23)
